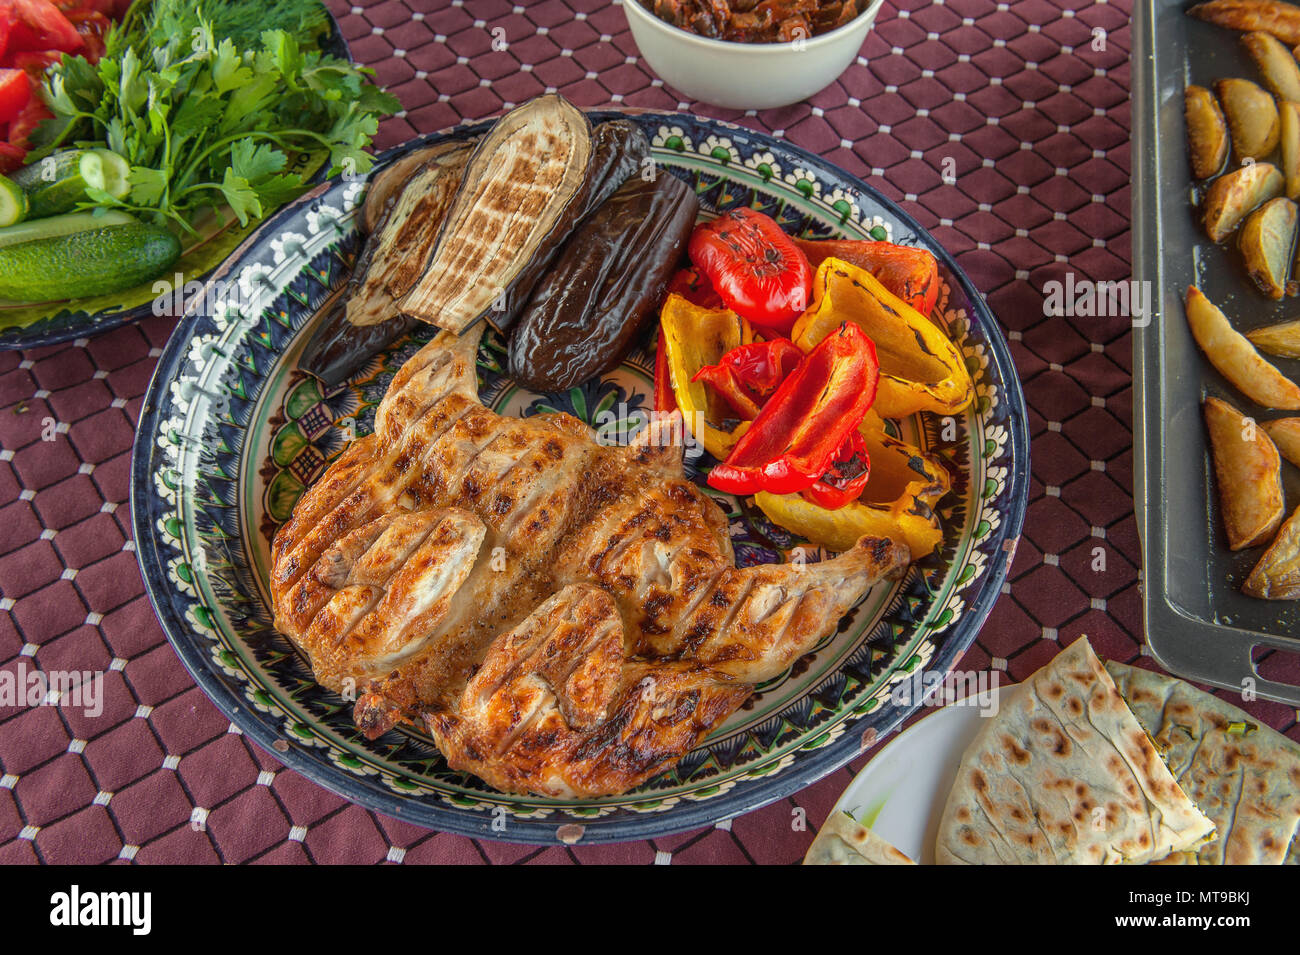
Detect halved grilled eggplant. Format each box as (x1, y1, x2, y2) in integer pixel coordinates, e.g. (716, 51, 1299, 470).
(398, 95, 596, 334)
(300, 144, 472, 385)
(362, 138, 478, 234)
(348, 142, 475, 327)
(508, 170, 700, 392)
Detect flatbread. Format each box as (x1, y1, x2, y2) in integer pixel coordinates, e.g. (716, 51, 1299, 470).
(936, 636, 1215, 864)
(804, 813, 915, 865)
(1106, 661, 1300, 865)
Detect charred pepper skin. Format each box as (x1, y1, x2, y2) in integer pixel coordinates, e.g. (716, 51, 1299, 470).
(691, 338, 803, 420)
(688, 207, 814, 334)
(799, 429, 872, 509)
(707, 321, 880, 496)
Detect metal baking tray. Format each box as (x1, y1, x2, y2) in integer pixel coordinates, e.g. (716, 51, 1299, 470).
(1134, 0, 1300, 703)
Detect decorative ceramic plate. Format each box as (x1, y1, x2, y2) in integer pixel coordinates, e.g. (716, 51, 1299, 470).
(0, 18, 349, 351)
(818, 683, 1018, 864)
(131, 110, 1030, 845)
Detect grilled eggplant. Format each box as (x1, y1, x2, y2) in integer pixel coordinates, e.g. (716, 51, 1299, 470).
(304, 108, 651, 385)
(578, 119, 652, 218)
(300, 297, 419, 388)
(348, 142, 475, 327)
(508, 170, 699, 392)
(301, 144, 472, 385)
(361, 138, 477, 234)
(398, 95, 597, 334)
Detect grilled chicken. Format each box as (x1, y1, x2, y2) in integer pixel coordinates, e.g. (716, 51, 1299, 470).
(270, 326, 909, 797)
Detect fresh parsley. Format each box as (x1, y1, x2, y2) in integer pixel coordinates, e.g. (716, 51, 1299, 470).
(32, 0, 400, 233)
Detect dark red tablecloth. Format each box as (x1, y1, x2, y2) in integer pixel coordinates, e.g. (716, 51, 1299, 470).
(1, 0, 1295, 865)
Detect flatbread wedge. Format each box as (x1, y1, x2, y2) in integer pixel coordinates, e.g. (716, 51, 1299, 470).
(1107, 661, 1300, 864)
(804, 813, 915, 865)
(935, 637, 1215, 864)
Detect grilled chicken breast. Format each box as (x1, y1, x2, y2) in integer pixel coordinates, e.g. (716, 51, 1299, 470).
(270, 326, 909, 797)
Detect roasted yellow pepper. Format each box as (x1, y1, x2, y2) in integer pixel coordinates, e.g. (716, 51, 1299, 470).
(755, 409, 951, 560)
(792, 258, 974, 418)
(659, 293, 754, 459)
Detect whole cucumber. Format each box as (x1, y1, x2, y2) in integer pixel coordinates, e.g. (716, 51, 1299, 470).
(0, 223, 182, 303)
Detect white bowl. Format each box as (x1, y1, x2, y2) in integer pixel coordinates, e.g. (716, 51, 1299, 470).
(623, 0, 886, 110)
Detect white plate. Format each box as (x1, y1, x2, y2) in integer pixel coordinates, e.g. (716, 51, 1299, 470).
(825, 684, 1020, 864)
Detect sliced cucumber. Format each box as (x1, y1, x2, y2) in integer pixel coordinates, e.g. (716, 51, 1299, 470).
(0, 175, 27, 228)
(10, 148, 134, 218)
(8, 150, 84, 190)
(0, 209, 136, 250)
(80, 150, 132, 200)
(0, 222, 181, 303)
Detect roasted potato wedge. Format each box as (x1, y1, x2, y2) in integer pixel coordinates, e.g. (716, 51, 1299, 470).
(1184, 285, 1300, 408)
(1243, 31, 1300, 100)
(1202, 161, 1284, 240)
(1261, 415, 1300, 464)
(1239, 196, 1298, 297)
(1217, 78, 1281, 159)
(1186, 85, 1231, 180)
(1244, 505, 1300, 597)
(1280, 100, 1300, 197)
(1246, 318, 1300, 356)
(1204, 396, 1285, 549)
(1190, 0, 1300, 45)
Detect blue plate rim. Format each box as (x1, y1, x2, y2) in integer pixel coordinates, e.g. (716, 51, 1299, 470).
(130, 110, 1030, 846)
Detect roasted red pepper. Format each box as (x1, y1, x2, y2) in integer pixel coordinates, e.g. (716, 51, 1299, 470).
(688, 207, 814, 334)
(691, 338, 802, 420)
(800, 429, 871, 509)
(794, 238, 940, 316)
(707, 322, 879, 495)
(666, 265, 724, 310)
(653, 327, 678, 414)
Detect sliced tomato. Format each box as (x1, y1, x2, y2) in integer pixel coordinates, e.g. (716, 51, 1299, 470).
(0, 67, 28, 124)
(62, 8, 105, 61)
(3, 0, 84, 55)
(7, 91, 49, 148)
(4, 48, 60, 76)
(0, 6, 12, 63)
(0, 139, 23, 174)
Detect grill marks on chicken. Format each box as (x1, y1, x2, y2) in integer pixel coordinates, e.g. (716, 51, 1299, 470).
(270, 326, 909, 796)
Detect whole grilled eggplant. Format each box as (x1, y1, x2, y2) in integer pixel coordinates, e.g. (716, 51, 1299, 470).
(579, 119, 652, 219)
(508, 169, 699, 392)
